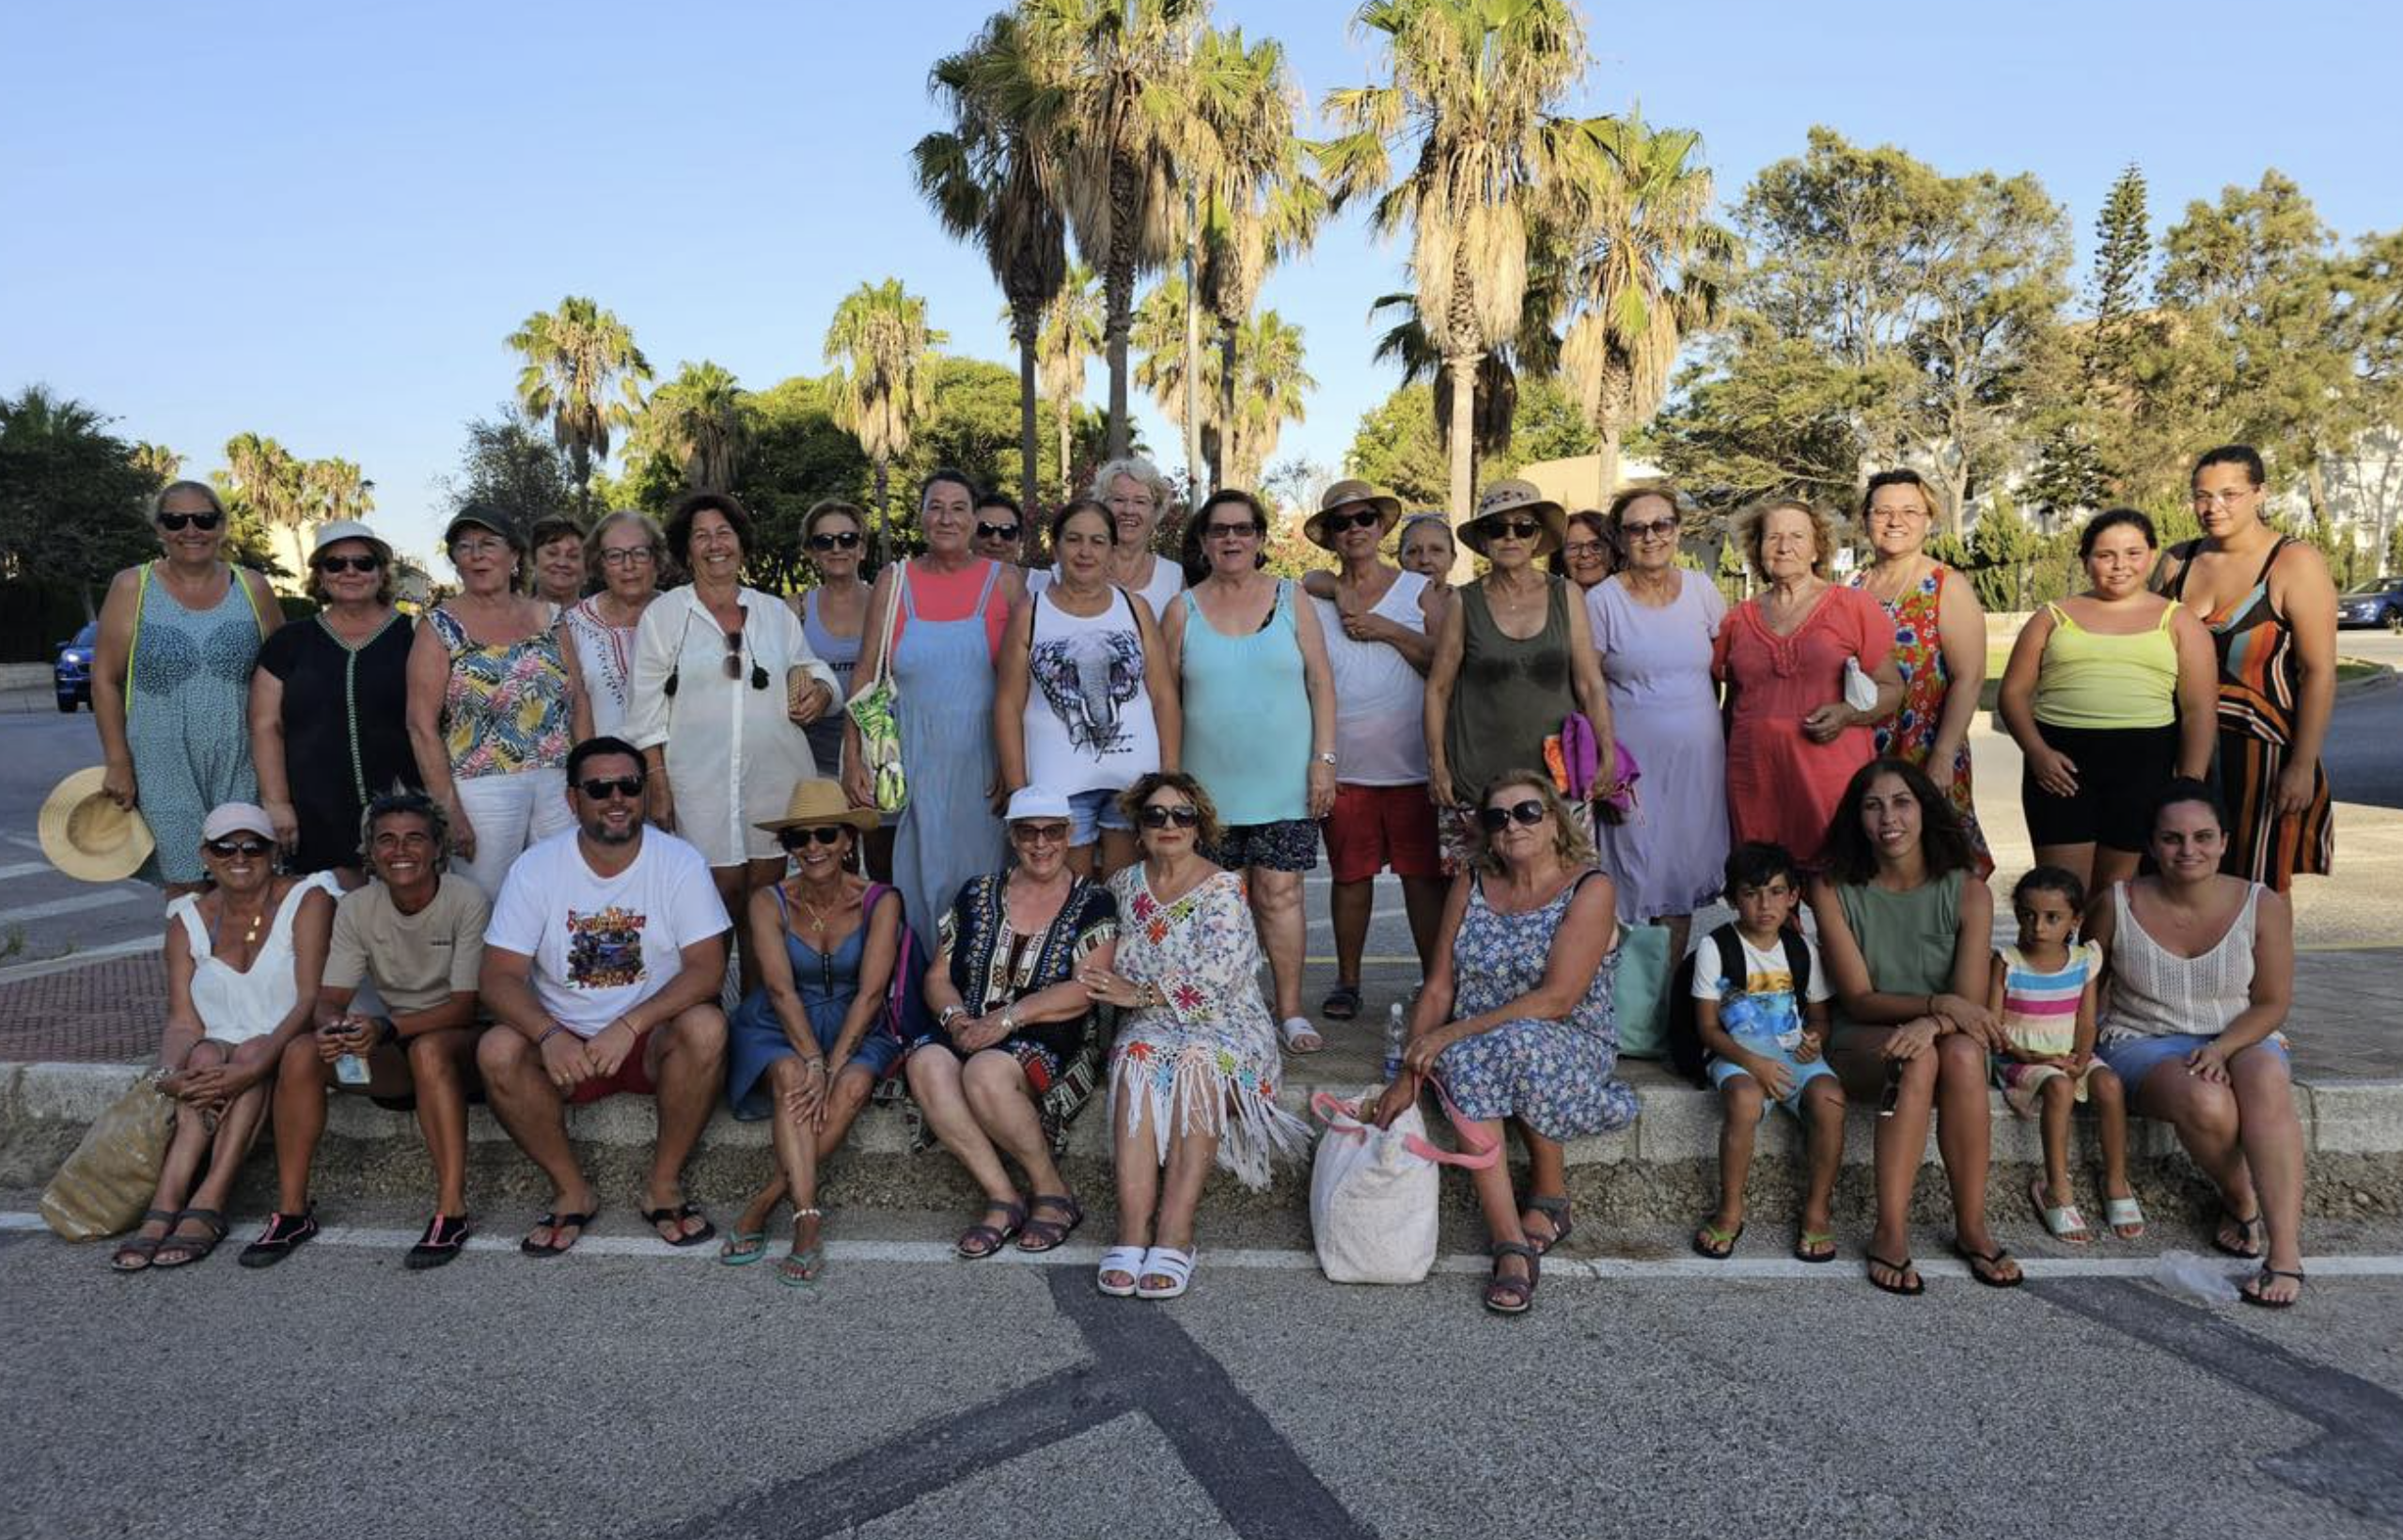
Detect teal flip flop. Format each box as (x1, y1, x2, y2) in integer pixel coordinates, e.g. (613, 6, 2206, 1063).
(718, 1231, 769, 1266)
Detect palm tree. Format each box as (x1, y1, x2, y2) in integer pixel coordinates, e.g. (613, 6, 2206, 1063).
(1038, 261, 1104, 495)
(916, 10, 1070, 511)
(222, 432, 308, 581)
(638, 361, 748, 492)
(1020, 0, 1199, 464)
(1320, 0, 1594, 523)
(1368, 235, 1572, 484)
(1133, 280, 1311, 491)
(825, 278, 946, 560)
(507, 296, 652, 515)
(1557, 112, 1733, 503)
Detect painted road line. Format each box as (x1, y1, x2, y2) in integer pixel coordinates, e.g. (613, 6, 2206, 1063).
(5, 1213, 2395, 1282)
(0, 933, 164, 984)
(0, 862, 60, 883)
(0, 889, 152, 926)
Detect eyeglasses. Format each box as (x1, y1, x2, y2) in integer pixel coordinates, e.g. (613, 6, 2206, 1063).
(1482, 519, 1541, 542)
(808, 530, 862, 551)
(576, 776, 646, 801)
(1476, 799, 1549, 832)
(1563, 540, 1607, 560)
(778, 825, 848, 850)
(1204, 522, 1260, 541)
(1012, 821, 1073, 844)
(1325, 508, 1383, 533)
(204, 837, 272, 858)
(599, 547, 655, 568)
(1139, 804, 1200, 829)
(158, 511, 223, 532)
(1620, 517, 1678, 541)
(976, 522, 1022, 542)
(2191, 488, 2256, 510)
(312, 554, 383, 574)
(451, 536, 510, 558)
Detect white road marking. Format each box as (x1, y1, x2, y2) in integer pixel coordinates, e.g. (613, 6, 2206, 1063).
(4, 1212, 2394, 1283)
(0, 889, 151, 925)
(0, 933, 163, 984)
(0, 861, 60, 883)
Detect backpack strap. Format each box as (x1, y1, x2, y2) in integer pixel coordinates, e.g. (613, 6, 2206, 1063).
(1779, 927, 1813, 1000)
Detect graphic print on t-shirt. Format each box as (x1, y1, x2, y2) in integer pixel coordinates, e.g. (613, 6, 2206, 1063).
(566, 905, 648, 990)
(1030, 629, 1143, 756)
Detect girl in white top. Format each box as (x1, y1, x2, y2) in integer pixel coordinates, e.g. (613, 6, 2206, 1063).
(115, 805, 338, 1272)
(562, 511, 666, 739)
(997, 498, 1181, 878)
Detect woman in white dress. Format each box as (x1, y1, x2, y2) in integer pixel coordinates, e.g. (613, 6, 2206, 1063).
(561, 511, 665, 740)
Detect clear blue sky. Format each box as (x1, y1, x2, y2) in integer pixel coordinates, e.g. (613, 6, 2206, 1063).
(5, 1, 2396, 568)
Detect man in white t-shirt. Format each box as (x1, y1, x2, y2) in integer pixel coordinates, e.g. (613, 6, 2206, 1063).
(478, 736, 731, 1255)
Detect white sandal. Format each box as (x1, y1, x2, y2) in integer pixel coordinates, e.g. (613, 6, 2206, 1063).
(2102, 1195, 2146, 1239)
(1279, 1015, 1324, 1055)
(1096, 1245, 1147, 1297)
(2030, 1177, 2090, 1244)
(1136, 1245, 1196, 1299)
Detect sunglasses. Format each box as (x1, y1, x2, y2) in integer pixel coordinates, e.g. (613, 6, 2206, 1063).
(976, 522, 1022, 542)
(808, 530, 862, 551)
(313, 554, 383, 574)
(1012, 821, 1072, 843)
(1324, 508, 1383, 533)
(1204, 522, 1260, 541)
(778, 825, 849, 850)
(204, 837, 272, 858)
(576, 776, 646, 801)
(1621, 517, 1678, 541)
(1481, 518, 1542, 542)
(1139, 804, 1200, 829)
(1477, 798, 1549, 832)
(158, 511, 224, 532)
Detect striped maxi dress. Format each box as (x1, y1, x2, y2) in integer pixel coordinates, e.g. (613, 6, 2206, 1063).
(2168, 536, 2333, 890)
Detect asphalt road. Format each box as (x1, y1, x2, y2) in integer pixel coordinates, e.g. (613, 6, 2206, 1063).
(5, 1208, 2402, 1540)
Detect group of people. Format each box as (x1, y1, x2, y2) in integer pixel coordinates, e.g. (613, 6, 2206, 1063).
(86, 442, 2332, 1312)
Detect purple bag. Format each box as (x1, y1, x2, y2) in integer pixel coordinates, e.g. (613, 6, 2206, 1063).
(1548, 714, 1641, 825)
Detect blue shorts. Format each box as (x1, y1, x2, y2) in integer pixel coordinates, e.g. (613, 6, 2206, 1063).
(2097, 1031, 2288, 1092)
(1067, 786, 1133, 846)
(1707, 1038, 1839, 1119)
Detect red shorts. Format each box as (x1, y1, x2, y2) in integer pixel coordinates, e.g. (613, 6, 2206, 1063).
(567, 1028, 658, 1105)
(1322, 782, 1442, 884)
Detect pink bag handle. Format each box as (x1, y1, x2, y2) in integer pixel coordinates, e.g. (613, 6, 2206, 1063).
(1308, 1080, 1500, 1171)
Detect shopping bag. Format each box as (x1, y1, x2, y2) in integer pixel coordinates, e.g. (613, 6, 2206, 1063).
(1308, 1078, 1497, 1284)
(845, 561, 910, 813)
(39, 1071, 174, 1240)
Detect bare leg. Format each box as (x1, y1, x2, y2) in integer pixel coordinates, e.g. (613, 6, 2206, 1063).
(140, 1042, 228, 1245)
(1709, 1076, 1763, 1238)
(270, 1033, 333, 1215)
(1108, 1076, 1161, 1291)
(1249, 866, 1306, 1021)
(2130, 1061, 2254, 1228)
(2033, 841, 2096, 899)
(1935, 1032, 2015, 1279)
(964, 1050, 1067, 1199)
(476, 1026, 592, 1247)
(1400, 876, 1448, 974)
(1834, 1028, 1937, 1289)
(1064, 842, 1097, 880)
(906, 1048, 1022, 1219)
(2087, 1066, 2137, 1233)
(2230, 1047, 2307, 1298)
(1096, 828, 1140, 881)
(643, 1004, 729, 1240)
(1459, 1114, 1531, 1294)
(407, 1029, 479, 1218)
(1660, 915, 1693, 978)
(1798, 1079, 1845, 1243)
(1145, 1104, 1220, 1290)
(2089, 846, 2144, 894)
(2039, 1075, 2078, 1212)
(1328, 878, 1374, 991)
(1516, 1123, 1572, 1248)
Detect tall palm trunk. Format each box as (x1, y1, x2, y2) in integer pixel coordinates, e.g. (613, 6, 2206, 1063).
(872, 456, 892, 566)
(1103, 159, 1140, 462)
(1012, 305, 1042, 512)
(1217, 323, 1238, 491)
(1594, 425, 1622, 509)
(1056, 395, 1073, 500)
(1446, 350, 1479, 582)
(1182, 203, 1204, 496)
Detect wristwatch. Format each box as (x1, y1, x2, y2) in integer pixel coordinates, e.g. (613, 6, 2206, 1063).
(938, 1004, 967, 1031)
(1315, 751, 1337, 766)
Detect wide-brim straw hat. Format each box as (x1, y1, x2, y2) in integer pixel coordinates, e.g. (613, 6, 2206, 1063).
(1461, 479, 1567, 558)
(755, 778, 879, 836)
(38, 767, 155, 884)
(1303, 479, 1404, 550)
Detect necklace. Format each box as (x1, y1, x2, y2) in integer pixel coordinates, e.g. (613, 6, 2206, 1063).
(792, 880, 845, 935)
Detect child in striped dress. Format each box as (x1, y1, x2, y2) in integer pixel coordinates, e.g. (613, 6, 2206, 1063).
(1989, 867, 2143, 1244)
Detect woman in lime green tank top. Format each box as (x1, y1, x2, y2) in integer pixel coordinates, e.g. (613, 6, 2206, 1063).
(1998, 510, 2218, 895)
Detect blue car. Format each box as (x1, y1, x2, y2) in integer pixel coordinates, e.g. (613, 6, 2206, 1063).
(54, 621, 97, 713)
(2338, 576, 2403, 632)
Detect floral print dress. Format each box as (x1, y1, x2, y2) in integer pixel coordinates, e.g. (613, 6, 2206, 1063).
(1436, 870, 1638, 1141)
(1856, 563, 1991, 875)
(1106, 866, 1311, 1189)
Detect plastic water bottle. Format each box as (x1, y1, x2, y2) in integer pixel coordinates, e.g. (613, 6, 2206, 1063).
(1382, 1003, 1407, 1081)
(2153, 1249, 2241, 1305)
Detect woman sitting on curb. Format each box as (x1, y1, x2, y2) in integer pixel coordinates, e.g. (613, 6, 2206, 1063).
(2084, 778, 2307, 1307)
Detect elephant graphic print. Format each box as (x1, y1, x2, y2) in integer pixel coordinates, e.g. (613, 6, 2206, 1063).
(1020, 588, 1161, 796)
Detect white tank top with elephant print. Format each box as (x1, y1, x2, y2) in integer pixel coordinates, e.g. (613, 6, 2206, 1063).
(1021, 586, 1160, 797)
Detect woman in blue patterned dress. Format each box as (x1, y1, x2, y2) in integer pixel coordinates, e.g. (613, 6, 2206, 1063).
(1375, 768, 1636, 1315)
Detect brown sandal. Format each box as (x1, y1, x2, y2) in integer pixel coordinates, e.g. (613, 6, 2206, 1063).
(1484, 1240, 1539, 1315)
(151, 1209, 228, 1268)
(1016, 1195, 1083, 1253)
(111, 1208, 178, 1273)
(955, 1199, 1027, 1260)
(1523, 1196, 1574, 1256)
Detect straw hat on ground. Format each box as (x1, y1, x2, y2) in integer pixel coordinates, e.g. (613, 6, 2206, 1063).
(1461, 479, 1567, 558)
(39, 767, 155, 883)
(755, 778, 879, 836)
(1303, 479, 1403, 550)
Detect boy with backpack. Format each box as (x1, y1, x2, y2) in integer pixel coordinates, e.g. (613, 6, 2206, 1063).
(1681, 842, 1845, 1263)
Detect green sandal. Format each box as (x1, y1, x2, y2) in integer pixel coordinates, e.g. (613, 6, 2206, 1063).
(777, 1208, 825, 1287)
(718, 1230, 770, 1266)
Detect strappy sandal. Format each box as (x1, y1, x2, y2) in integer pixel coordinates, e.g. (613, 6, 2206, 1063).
(1691, 1219, 1744, 1260)
(1523, 1195, 1574, 1256)
(641, 1201, 717, 1249)
(520, 1209, 594, 1257)
(1484, 1240, 1538, 1315)
(1017, 1194, 1084, 1253)
(2030, 1177, 2091, 1245)
(2239, 1265, 2304, 1309)
(405, 1213, 471, 1271)
(2212, 1205, 2264, 1260)
(1865, 1251, 1924, 1296)
(777, 1208, 825, 1288)
(111, 1208, 178, 1273)
(238, 1206, 320, 1269)
(956, 1198, 1027, 1260)
(1320, 983, 1362, 1021)
(1096, 1245, 1148, 1297)
(151, 1209, 228, 1269)
(1136, 1245, 1196, 1299)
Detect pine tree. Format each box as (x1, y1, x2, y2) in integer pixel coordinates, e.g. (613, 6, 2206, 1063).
(2088, 165, 2150, 397)
(2029, 165, 2150, 524)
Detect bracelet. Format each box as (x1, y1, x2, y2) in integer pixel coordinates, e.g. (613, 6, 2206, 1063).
(804, 1058, 826, 1075)
(537, 1024, 568, 1046)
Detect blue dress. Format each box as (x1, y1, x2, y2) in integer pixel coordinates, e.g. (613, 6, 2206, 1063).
(890, 561, 1008, 950)
(1436, 870, 1639, 1141)
(725, 885, 904, 1119)
(126, 564, 266, 885)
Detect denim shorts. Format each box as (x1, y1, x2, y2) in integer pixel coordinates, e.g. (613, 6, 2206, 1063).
(2097, 1031, 2288, 1092)
(1706, 1035, 1839, 1119)
(1067, 786, 1133, 846)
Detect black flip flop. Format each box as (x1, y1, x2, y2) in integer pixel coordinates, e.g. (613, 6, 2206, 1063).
(1954, 1242, 2024, 1289)
(1320, 983, 1362, 1021)
(1691, 1220, 1744, 1260)
(521, 1210, 594, 1257)
(642, 1202, 717, 1249)
(1865, 1251, 1924, 1296)
(2212, 1207, 2266, 1260)
(2239, 1265, 2304, 1309)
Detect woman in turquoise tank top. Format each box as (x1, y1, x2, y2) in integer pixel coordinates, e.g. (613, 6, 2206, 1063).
(1810, 757, 2016, 1295)
(1162, 490, 1336, 1052)
(1998, 510, 2217, 895)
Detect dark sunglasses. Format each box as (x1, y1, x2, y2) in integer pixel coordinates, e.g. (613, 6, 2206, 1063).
(1012, 821, 1073, 843)
(777, 825, 849, 850)
(1139, 804, 1200, 829)
(808, 530, 862, 551)
(1620, 516, 1678, 540)
(1481, 518, 1542, 542)
(577, 776, 646, 801)
(1204, 522, 1260, 540)
(204, 837, 272, 858)
(976, 522, 1022, 542)
(158, 511, 224, 532)
(1325, 508, 1383, 532)
(313, 554, 383, 574)
(1477, 798, 1549, 832)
